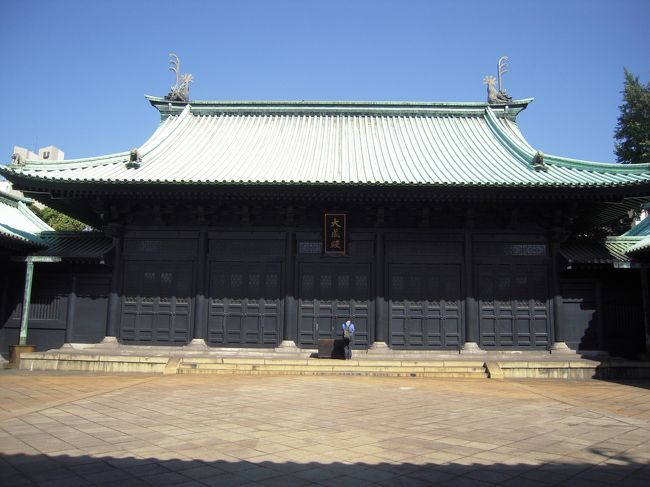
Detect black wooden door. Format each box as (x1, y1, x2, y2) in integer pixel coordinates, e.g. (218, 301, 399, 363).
(207, 262, 282, 347)
(121, 261, 193, 344)
(601, 271, 645, 359)
(72, 275, 110, 343)
(388, 264, 461, 348)
(560, 279, 601, 351)
(297, 263, 370, 347)
(478, 264, 549, 347)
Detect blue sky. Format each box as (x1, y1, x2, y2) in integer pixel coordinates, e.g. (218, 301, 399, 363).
(0, 0, 648, 163)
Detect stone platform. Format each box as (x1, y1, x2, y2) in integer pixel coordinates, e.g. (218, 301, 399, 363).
(12, 343, 650, 380)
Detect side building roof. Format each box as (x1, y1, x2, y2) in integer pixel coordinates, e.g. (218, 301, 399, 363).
(2, 97, 649, 190)
(0, 190, 112, 260)
(561, 216, 650, 266)
(624, 216, 650, 255)
(0, 190, 52, 249)
(560, 237, 643, 268)
(33, 231, 113, 262)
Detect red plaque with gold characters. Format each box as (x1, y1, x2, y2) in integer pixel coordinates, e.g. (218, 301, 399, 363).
(324, 212, 347, 255)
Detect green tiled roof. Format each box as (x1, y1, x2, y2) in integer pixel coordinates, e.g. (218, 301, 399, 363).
(624, 216, 650, 236)
(1, 97, 649, 189)
(622, 217, 650, 254)
(0, 191, 51, 248)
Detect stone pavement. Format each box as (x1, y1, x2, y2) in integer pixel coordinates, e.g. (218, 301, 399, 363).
(0, 372, 649, 486)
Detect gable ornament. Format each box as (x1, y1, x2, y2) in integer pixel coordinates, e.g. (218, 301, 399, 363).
(165, 53, 193, 102)
(483, 56, 513, 104)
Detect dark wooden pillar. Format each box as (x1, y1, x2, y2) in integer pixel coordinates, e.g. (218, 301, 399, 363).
(191, 230, 208, 345)
(641, 265, 650, 357)
(64, 275, 77, 343)
(548, 212, 574, 354)
(280, 229, 297, 346)
(595, 281, 604, 351)
(549, 240, 571, 353)
(373, 230, 387, 345)
(104, 225, 124, 343)
(461, 211, 480, 353)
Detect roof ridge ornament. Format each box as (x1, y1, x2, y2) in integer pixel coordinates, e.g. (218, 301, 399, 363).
(483, 56, 513, 105)
(11, 152, 24, 165)
(164, 53, 193, 102)
(125, 148, 141, 169)
(532, 151, 549, 172)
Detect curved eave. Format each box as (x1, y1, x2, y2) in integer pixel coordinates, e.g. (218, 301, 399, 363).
(4, 170, 650, 193)
(1, 106, 191, 172)
(6, 151, 131, 171)
(484, 107, 650, 175)
(545, 154, 650, 173)
(3, 164, 649, 189)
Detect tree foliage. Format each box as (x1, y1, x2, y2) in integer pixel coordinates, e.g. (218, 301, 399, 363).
(32, 206, 86, 231)
(614, 69, 650, 164)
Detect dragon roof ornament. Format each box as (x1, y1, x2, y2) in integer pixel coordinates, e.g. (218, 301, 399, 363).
(164, 53, 193, 102)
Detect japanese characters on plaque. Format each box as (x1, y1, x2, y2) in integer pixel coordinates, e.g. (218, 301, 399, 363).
(324, 213, 347, 255)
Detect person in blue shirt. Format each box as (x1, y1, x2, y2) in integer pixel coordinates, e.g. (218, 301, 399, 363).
(341, 319, 355, 359)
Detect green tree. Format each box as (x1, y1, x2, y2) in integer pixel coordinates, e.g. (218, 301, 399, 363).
(33, 206, 86, 231)
(614, 69, 650, 164)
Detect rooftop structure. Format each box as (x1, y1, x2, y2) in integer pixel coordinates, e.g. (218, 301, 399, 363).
(2, 98, 649, 190)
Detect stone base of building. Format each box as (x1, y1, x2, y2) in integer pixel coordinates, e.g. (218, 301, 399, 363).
(460, 342, 482, 354)
(550, 342, 578, 355)
(97, 336, 119, 348)
(367, 341, 390, 353)
(275, 340, 301, 352)
(185, 339, 209, 350)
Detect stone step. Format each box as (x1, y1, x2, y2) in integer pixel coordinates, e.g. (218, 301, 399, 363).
(178, 369, 488, 378)
(176, 359, 488, 378)
(17, 351, 650, 380)
(178, 363, 486, 372)
(18, 352, 487, 377)
(19, 352, 169, 374)
(179, 357, 486, 367)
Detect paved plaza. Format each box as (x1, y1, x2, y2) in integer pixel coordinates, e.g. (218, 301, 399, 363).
(1, 372, 649, 486)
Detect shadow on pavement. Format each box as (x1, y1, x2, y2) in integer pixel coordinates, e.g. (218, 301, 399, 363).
(594, 378, 650, 391)
(1, 452, 649, 486)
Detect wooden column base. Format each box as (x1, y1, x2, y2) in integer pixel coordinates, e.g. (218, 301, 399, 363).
(9, 344, 35, 368)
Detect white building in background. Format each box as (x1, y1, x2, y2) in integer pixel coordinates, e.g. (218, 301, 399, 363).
(13, 145, 65, 162)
